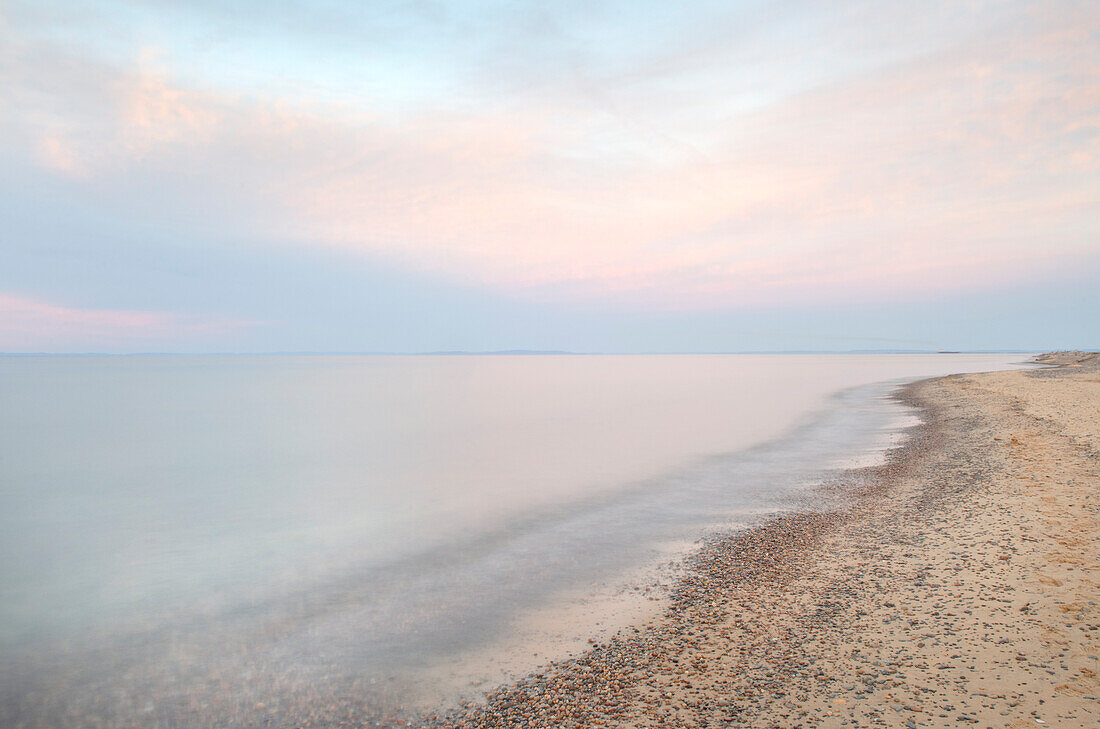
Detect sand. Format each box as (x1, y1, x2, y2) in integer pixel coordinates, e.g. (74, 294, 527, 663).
(431, 353, 1099, 728)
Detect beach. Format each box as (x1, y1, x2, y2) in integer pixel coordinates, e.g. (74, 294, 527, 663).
(435, 353, 1099, 728)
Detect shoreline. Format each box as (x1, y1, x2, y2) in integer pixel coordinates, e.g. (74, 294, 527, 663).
(427, 353, 1099, 728)
(409, 377, 941, 712)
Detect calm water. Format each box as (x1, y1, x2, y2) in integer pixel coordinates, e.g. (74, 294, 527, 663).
(0, 354, 1027, 726)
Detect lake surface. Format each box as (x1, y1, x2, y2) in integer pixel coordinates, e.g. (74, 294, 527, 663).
(0, 353, 1028, 726)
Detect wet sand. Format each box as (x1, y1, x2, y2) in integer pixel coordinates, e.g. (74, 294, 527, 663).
(429, 353, 1099, 728)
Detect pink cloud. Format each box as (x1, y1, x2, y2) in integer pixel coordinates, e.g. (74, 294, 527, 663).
(0, 294, 257, 350)
(3, 2, 1098, 310)
(35, 134, 89, 177)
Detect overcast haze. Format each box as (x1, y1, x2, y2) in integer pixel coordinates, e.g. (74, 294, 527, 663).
(1, 0, 1097, 353)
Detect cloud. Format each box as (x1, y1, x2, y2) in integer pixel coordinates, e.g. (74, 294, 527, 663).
(2, 0, 1098, 312)
(35, 134, 88, 177)
(0, 293, 258, 351)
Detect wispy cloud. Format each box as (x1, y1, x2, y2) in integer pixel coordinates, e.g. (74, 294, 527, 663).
(0, 293, 258, 350)
(2, 0, 1098, 313)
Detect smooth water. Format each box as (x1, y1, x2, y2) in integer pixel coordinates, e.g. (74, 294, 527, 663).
(0, 353, 1027, 725)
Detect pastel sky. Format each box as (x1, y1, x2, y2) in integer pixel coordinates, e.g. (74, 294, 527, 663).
(1, 0, 1098, 352)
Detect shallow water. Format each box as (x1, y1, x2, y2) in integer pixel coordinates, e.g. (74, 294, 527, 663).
(0, 353, 1028, 725)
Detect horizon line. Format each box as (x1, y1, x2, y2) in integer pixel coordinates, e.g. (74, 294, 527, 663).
(0, 348, 1054, 357)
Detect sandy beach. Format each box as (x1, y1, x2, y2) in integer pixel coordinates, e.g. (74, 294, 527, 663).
(431, 353, 1099, 728)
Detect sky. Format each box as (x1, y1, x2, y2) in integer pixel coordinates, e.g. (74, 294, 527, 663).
(1, 0, 1098, 353)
